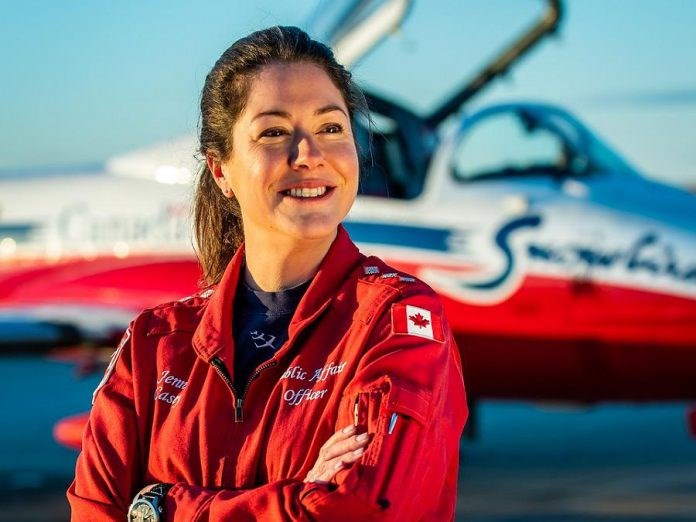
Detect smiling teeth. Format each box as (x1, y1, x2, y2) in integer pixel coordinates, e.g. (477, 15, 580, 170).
(288, 187, 327, 198)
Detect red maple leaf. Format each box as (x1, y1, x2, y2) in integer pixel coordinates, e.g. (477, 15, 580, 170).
(409, 313, 430, 329)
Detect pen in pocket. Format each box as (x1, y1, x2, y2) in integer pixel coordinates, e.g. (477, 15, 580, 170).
(388, 413, 398, 434)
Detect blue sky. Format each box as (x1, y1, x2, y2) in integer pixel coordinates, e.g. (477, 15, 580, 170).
(1, 0, 695, 186)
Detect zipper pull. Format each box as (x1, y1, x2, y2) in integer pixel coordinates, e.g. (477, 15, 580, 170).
(235, 398, 244, 423)
(353, 397, 360, 427)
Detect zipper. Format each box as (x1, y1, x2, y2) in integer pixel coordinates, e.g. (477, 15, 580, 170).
(235, 398, 243, 423)
(236, 360, 277, 422)
(210, 357, 242, 422)
(211, 356, 237, 400)
(208, 297, 331, 423)
(210, 356, 277, 423)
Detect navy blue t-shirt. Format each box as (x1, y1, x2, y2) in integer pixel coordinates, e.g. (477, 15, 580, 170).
(232, 278, 311, 391)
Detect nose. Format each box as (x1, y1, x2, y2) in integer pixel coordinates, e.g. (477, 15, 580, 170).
(290, 133, 324, 170)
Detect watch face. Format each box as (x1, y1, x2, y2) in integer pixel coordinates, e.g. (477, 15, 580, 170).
(129, 499, 159, 522)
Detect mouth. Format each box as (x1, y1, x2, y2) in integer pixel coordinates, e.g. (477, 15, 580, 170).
(281, 186, 335, 200)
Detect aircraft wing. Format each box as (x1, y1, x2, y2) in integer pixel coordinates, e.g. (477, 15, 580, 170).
(0, 256, 201, 351)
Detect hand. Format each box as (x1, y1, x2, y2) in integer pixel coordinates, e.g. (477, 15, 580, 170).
(304, 424, 369, 484)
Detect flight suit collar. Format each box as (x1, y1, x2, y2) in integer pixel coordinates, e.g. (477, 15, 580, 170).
(192, 225, 365, 363)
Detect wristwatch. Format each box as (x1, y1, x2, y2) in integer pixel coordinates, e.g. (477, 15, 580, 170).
(127, 483, 172, 522)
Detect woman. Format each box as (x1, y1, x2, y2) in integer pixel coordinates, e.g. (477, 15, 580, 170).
(69, 26, 467, 521)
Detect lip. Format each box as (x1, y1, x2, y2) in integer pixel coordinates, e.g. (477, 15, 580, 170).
(276, 179, 336, 192)
(280, 186, 336, 201)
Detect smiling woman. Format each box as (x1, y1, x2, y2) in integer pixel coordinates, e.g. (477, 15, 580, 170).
(193, 26, 369, 288)
(68, 26, 467, 522)
(208, 61, 360, 291)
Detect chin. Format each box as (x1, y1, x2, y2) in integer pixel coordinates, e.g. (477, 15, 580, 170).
(282, 218, 342, 243)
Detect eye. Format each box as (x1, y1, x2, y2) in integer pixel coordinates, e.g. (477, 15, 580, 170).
(322, 123, 344, 134)
(260, 128, 288, 139)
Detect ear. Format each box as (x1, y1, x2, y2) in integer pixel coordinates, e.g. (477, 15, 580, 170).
(207, 153, 233, 198)
(206, 152, 224, 180)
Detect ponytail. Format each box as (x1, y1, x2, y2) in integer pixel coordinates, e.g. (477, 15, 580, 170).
(192, 163, 243, 285)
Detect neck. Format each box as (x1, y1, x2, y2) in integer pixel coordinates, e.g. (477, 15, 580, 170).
(242, 230, 337, 292)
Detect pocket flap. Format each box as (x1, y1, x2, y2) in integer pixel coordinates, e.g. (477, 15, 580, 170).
(385, 379, 431, 426)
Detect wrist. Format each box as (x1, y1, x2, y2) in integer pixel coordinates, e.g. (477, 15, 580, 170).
(128, 483, 173, 522)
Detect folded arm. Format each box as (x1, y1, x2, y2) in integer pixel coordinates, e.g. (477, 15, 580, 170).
(69, 294, 467, 521)
(164, 293, 467, 521)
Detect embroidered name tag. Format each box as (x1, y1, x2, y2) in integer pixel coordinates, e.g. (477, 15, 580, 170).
(154, 370, 188, 407)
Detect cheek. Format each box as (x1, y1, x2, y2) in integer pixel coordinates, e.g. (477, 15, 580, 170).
(230, 152, 283, 195)
(346, 155, 360, 194)
(331, 142, 360, 182)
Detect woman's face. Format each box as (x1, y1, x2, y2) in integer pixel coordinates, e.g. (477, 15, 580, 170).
(215, 62, 359, 247)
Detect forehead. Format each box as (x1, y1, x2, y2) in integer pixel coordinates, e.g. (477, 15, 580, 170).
(242, 62, 348, 117)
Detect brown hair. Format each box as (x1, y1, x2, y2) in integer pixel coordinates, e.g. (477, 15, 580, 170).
(193, 26, 369, 286)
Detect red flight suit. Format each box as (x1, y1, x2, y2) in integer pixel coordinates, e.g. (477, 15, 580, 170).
(68, 226, 468, 520)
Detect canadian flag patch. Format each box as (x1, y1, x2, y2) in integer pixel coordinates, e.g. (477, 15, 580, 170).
(391, 304, 444, 342)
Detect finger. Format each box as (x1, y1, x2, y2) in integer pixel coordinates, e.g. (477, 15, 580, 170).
(305, 459, 344, 484)
(335, 445, 366, 464)
(320, 431, 369, 461)
(321, 424, 356, 449)
(308, 447, 367, 484)
(305, 426, 370, 484)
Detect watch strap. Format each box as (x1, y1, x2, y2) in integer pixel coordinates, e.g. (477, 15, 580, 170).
(144, 482, 173, 501)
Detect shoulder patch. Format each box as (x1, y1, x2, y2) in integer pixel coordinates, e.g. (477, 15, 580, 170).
(391, 304, 444, 342)
(92, 328, 130, 404)
(178, 288, 214, 303)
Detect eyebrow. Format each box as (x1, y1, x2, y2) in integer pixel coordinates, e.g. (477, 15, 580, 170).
(251, 104, 347, 122)
(316, 104, 347, 117)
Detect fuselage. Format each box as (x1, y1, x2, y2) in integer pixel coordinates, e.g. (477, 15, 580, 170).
(1, 102, 695, 402)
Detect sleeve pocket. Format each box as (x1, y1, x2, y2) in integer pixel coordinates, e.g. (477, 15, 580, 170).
(384, 380, 431, 427)
(349, 375, 432, 467)
(336, 376, 435, 511)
